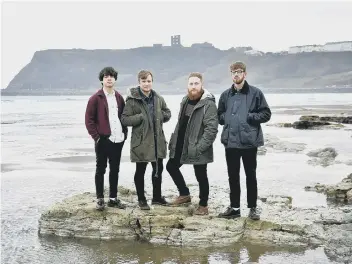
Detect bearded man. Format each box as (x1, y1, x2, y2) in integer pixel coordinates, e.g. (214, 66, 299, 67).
(166, 72, 218, 215)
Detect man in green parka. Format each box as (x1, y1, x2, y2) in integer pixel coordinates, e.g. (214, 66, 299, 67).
(166, 72, 218, 215)
(121, 70, 171, 210)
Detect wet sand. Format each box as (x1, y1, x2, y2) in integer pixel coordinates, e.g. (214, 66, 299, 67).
(44, 155, 131, 164)
(1, 163, 17, 173)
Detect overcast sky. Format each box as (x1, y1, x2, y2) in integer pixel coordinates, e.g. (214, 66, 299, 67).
(2, 0, 352, 88)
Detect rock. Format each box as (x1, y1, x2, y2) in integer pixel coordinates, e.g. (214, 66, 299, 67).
(304, 183, 326, 193)
(300, 115, 352, 124)
(271, 115, 350, 130)
(304, 173, 352, 203)
(323, 223, 352, 263)
(306, 147, 338, 167)
(38, 191, 304, 248)
(259, 195, 292, 209)
(319, 116, 352, 124)
(347, 190, 352, 203)
(307, 147, 338, 159)
(293, 120, 331, 129)
(299, 115, 320, 121)
(38, 186, 352, 263)
(264, 134, 306, 153)
(257, 146, 267, 156)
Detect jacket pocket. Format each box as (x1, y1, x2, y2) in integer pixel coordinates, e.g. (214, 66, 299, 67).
(240, 124, 258, 146)
(220, 124, 229, 145)
(131, 133, 142, 149)
(188, 143, 199, 159)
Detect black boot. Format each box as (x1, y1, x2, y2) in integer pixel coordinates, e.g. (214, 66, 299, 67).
(217, 207, 241, 219)
(248, 207, 260, 220)
(108, 198, 126, 209)
(151, 196, 170, 206)
(138, 200, 151, 210)
(96, 198, 105, 211)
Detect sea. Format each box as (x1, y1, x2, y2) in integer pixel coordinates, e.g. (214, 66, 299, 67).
(1, 92, 352, 264)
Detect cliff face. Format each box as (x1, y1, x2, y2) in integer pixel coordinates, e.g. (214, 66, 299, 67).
(3, 47, 352, 95)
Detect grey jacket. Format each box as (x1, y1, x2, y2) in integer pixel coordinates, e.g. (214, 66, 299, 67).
(168, 89, 219, 165)
(121, 87, 171, 162)
(217, 81, 271, 149)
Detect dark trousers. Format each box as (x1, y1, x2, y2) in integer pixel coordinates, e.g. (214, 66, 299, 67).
(134, 158, 163, 202)
(95, 138, 124, 199)
(166, 156, 209, 207)
(225, 147, 258, 208)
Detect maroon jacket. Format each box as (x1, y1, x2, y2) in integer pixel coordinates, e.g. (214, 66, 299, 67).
(85, 88, 128, 142)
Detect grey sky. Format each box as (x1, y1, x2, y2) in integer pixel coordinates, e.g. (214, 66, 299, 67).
(2, 0, 352, 88)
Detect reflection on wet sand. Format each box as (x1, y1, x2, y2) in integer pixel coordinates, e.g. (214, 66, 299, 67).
(39, 236, 305, 264)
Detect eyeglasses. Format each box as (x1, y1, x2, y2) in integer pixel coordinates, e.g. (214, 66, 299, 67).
(231, 70, 245, 75)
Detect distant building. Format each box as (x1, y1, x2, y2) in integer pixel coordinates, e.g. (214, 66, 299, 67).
(153, 44, 163, 48)
(171, 35, 181, 46)
(288, 41, 352, 53)
(288, 44, 323, 54)
(191, 42, 214, 48)
(323, 41, 352, 52)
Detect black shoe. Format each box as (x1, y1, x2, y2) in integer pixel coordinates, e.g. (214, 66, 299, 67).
(151, 196, 170, 206)
(96, 198, 105, 211)
(217, 207, 241, 219)
(248, 207, 260, 220)
(138, 200, 150, 210)
(108, 198, 126, 209)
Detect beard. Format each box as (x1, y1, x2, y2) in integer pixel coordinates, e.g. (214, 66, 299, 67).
(188, 89, 203, 100)
(234, 76, 245, 85)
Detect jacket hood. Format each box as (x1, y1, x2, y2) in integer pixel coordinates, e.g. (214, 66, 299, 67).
(200, 89, 215, 102)
(181, 89, 215, 105)
(126, 86, 161, 100)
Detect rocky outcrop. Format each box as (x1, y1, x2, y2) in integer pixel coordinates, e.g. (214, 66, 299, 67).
(300, 115, 352, 124)
(268, 115, 351, 130)
(38, 187, 352, 263)
(293, 115, 351, 129)
(306, 147, 338, 167)
(305, 173, 352, 203)
(293, 120, 332, 129)
(264, 134, 306, 153)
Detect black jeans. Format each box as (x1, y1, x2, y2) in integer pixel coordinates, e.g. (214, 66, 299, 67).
(134, 158, 163, 202)
(166, 157, 209, 207)
(95, 138, 124, 199)
(225, 147, 258, 208)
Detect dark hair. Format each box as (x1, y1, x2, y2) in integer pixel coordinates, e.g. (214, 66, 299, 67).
(99, 67, 118, 81)
(230, 61, 246, 72)
(138, 70, 153, 82)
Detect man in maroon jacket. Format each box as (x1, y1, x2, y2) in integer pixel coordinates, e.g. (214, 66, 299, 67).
(85, 67, 128, 210)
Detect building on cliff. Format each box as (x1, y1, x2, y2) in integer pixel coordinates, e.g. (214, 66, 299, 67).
(171, 35, 181, 47)
(289, 41, 352, 54)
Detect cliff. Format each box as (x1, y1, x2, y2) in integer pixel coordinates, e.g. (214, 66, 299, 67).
(2, 47, 352, 95)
